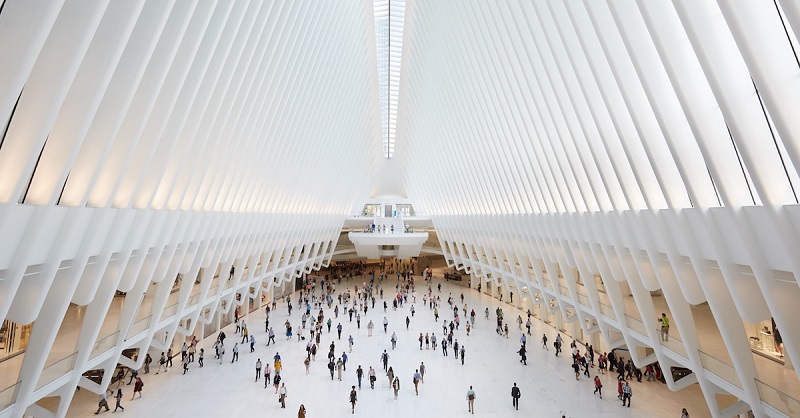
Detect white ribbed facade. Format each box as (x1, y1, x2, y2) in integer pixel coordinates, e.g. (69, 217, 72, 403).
(397, 1, 800, 417)
(1, 0, 800, 417)
(0, 1, 380, 417)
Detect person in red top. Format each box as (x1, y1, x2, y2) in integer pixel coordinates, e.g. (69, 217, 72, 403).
(593, 376, 603, 399)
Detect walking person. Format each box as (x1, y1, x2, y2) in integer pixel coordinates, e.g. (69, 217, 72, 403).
(594, 375, 603, 399)
(256, 359, 262, 381)
(419, 362, 426, 383)
(555, 334, 562, 356)
(349, 386, 358, 414)
(113, 388, 124, 412)
(198, 348, 204, 368)
(413, 370, 421, 395)
(143, 353, 151, 374)
(94, 390, 111, 414)
(264, 363, 272, 387)
(392, 376, 400, 400)
(381, 350, 389, 371)
(298, 404, 307, 418)
(156, 352, 167, 374)
(622, 381, 632, 407)
(466, 386, 476, 414)
(328, 359, 336, 380)
(279, 382, 287, 408)
(231, 343, 239, 362)
(131, 377, 143, 400)
(387, 367, 395, 386)
(659, 313, 670, 341)
(368, 366, 376, 389)
(511, 383, 521, 410)
(542, 334, 548, 350)
(356, 365, 364, 389)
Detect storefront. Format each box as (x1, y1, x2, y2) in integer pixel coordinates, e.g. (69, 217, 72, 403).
(744, 318, 784, 364)
(0, 320, 32, 362)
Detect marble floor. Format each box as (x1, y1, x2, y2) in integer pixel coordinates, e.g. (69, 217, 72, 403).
(62, 274, 711, 418)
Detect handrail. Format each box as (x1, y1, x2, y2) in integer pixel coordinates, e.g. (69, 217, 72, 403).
(161, 302, 179, 319)
(577, 293, 591, 307)
(91, 331, 120, 358)
(188, 292, 201, 306)
(598, 302, 614, 318)
(128, 315, 153, 338)
(0, 382, 20, 411)
(624, 314, 647, 335)
(657, 330, 688, 358)
(698, 350, 742, 389)
(558, 285, 570, 297)
(36, 352, 77, 390)
(755, 378, 800, 416)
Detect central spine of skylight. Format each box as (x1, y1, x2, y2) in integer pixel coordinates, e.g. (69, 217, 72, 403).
(374, 0, 405, 159)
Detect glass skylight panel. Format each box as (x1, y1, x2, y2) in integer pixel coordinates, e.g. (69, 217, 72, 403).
(374, 0, 405, 158)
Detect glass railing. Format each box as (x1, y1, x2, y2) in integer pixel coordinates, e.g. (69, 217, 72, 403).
(207, 281, 219, 297)
(577, 293, 591, 307)
(162, 302, 179, 319)
(36, 352, 77, 390)
(0, 382, 20, 412)
(91, 331, 120, 358)
(599, 302, 615, 318)
(756, 378, 800, 416)
(224, 277, 235, 289)
(624, 314, 647, 336)
(187, 292, 201, 306)
(128, 315, 152, 338)
(558, 285, 570, 297)
(658, 331, 688, 358)
(699, 350, 741, 389)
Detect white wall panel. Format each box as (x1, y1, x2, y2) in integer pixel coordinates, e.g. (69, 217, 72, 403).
(398, 1, 800, 417)
(0, 0, 379, 416)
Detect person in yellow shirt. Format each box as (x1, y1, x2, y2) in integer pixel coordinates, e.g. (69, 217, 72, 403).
(659, 313, 670, 341)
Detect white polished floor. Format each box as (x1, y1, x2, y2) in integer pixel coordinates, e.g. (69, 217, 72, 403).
(64, 276, 710, 418)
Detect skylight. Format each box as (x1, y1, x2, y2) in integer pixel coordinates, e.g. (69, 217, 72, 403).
(373, 0, 405, 159)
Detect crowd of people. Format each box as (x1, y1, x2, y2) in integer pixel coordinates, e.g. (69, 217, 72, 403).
(91, 257, 692, 417)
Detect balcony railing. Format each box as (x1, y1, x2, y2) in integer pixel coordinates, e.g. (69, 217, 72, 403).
(756, 378, 800, 416)
(598, 301, 615, 318)
(657, 331, 688, 358)
(577, 293, 591, 307)
(558, 285, 570, 298)
(624, 314, 648, 336)
(0, 382, 20, 412)
(699, 350, 741, 389)
(128, 315, 152, 339)
(91, 331, 120, 359)
(36, 352, 77, 390)
(161, 302, 179, 320)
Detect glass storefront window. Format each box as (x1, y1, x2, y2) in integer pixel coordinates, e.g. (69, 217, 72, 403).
(1, 320, 32, 361)
(744, 318, 784, 363)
